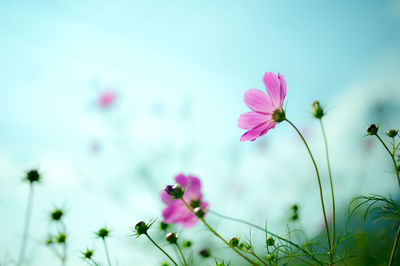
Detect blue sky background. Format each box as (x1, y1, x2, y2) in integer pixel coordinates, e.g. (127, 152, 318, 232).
(1, 0, 400, 265)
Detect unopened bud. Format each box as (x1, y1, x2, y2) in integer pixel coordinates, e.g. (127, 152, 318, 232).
(311, 101, 324, 119)
(164, 184, 184, 199)
(193, 207, 205, 218)
(229, 237, 239, 247)
(366, 124, 378, 135)
(267, 237, 275, 246)
(166, 232, 178, 244)
(387, 129, 398, 138)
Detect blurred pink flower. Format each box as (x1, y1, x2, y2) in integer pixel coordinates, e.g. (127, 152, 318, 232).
(161, 174, 208, 228)
(238, 72, 287, 142)
(98, 91, 117, 108)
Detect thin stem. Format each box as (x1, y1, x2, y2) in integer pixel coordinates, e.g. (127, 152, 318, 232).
(175, 243, 187, 266)
(61, 221, 67, 266)
(209, 210, 323, 265)
(102, 238, 112, 266)
(17, 183, 35, 266)
(389, 224, 400, 266)
(285, 119, 332, 256)
(320, 120, 336, 251)
(89, 258, 99, 266)
(248, 251, 268, 266)
(145, 234, 178, 266)
(375, 135, 400, 189)
(277, 246, 312, 265)
(181, 199, 256, 265)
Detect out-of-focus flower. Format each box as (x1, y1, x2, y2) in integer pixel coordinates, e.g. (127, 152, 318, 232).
(161, 174, 209, 228)
(98, 90, 117, 109)
(238, 72, 287, 142)
(24, 169, 41, 184)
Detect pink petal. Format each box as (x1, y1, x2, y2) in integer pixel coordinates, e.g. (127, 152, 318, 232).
(278, 73, 287, 106)
(184, 175, 202, 199)
(161, 190, 172, 203)
(175, 174, 188, 188)
(244, 89, 273, 113)
(238, 112, 271, 130)
(240, 121, 275, 142)
(263, 72, 281, 107)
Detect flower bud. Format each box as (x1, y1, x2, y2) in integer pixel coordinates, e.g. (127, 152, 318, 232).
(311, 101, 324, 119)
(133, 220, 155, 237)
(165, 232, 178, 244)
(266, 253, 276, 261)
(199, 249, 211, 258)
(229, 237, 239, 247)
(183, 240, 192, 248)
(56, 233, 66, 244)
(193, 207, 205, 218)
(51, 208, 64, 221)
(25, 169, 40, 184)
(81, 249, 94, 259)
(291, 204, 298, 212)
(366, 124, 378, 135)
(272, 109, 286, 123)
(161, 262, 170, 266)
(386, 129, 398, 138)
(159, 222, 169, 231)
(164, 184, 184, 199)
(266, 237, 275, 246)
(96, 227, 110, 239)
(45, 236, 53, 246)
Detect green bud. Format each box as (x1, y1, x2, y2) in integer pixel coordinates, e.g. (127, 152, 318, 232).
(182, 240, 192, 248)
(229, 237, 239, 247)
(291, 213, 299, 221)
(291, 204, 298, 212)
(159, 222, 169, 231)
(51, 209, 64, 221)
(161, 262, 170, 266)
(199, 249, 211, 258)
(267, 237, 275, 246)
(366, 124, 378, 135)
(96, 227, 110, 239)
(266, 253, 276, 261)
(311, 101, 324, 119)
(165, 232, 178, 244)
(25, 169, 40, 184)
(45, 236, 53, 246)
(190, 199, 201, 208)
(193, 207, 205, 218)
(164, 184, 184, 199)
(133, 220, 155, 237)
(81, 249, 94, 259)
(56, 233, 66, 244)
(387, 129, 398, 138)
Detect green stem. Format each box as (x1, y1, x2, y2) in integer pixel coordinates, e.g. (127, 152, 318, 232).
(320, 120, 336, 252)
(247, 251, 268, 266)
(181, 199, 256, 265)
(175, 243, 187, 266)
(389, 224, 400, 266)
(102, 238, 112, 266)
(284, 119, 332, 254)
(17, 183, 35, 266)
(375, 135, 400, 189)
(209, 210, 323, 265)
(277, 246, 312, 265)
(145, 234, 178, 266)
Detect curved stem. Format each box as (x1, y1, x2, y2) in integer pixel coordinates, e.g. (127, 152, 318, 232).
(389, 224, 400, 266)
(248, 251, 268, 266)
(320, 120, 336, 251)
(145, 234, 178, 266)
(284, 119, 331, 254)
(181, 199, 256, 265)
(175, 243, 187, 266)
(102, 238, 112, 266)
(17, 183, 35, 266)
(209, 210, 323, 265)
(375, 135, 400, 189)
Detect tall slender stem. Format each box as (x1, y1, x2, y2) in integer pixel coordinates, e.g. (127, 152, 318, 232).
(376, 135, 400, 265)
(102, 238, 112, 266)
(320, 120, 336, 251)
(175, 244, 187, 266)
(145, 234, 178, 266)
(181, 199, 256, 265)
(284, 119, 332, 255)
(209, 210, 323, 265)
(17, 183, 35, 266)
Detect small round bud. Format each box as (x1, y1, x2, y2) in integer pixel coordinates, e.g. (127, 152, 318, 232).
(267, 237, 275, 246)
(159, 222, 169, 231)
(193, 207, 205, 218)
(45, 236, 53, 245)
(291, 213, 299, 221)
(56, 233, 66, 244)
(366, 124, 378, 135)
(161, 262, 170, 266)
(25, 169, 40, 184)
(135, 221, 148, 235)
(311, 101, 324, 119)
(82, 249, 94, 259)
(387, 129, 398, 138)
(164, 184, 184, 199)
(166, 232, 178, 244)
(182, 240, 192, 248)
(229, 237, 239, 247)
(96, 227, 110, 239)
(190, 199, 201, 208)
(199, 249, 211, 258)
(266, 253, 276, 261)
(51, 209, 64, 221)
(291, 204, 298, 212)
(272, 109, 286, 123)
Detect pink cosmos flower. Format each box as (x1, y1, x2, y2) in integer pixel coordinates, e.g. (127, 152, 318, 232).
(238, 72, 287, 142)
(98, 90, 117, 108)
(161, 174, 209, 228)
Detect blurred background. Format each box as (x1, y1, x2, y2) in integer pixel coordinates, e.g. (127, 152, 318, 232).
(1, 0, 400, 265)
